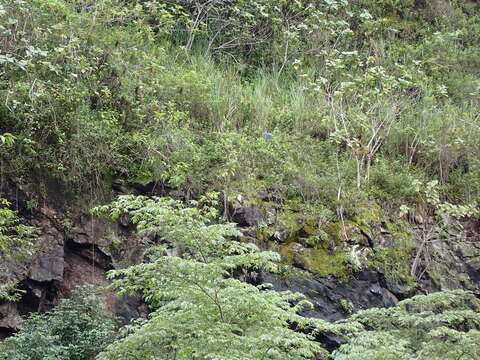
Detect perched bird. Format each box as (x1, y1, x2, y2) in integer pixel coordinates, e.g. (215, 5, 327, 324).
(262, 132, 273, 140)
(236, 194, 244, 204)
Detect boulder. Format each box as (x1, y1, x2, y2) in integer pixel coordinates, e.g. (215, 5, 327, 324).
(28, 255, 64, 282)
(260, 269, 398, 322)
(0, 303, 19, 332)
(231, 205, 265, 227)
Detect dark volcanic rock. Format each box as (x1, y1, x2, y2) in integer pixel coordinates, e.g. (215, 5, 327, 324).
(0, 303, 19, 331)
(378, 272, 415, 300)
(17, 279, 59, 314)
(260, 270, 398, 322)
(28, 255, 64, 282)
(315, 331, 347, 352)
(115, 295, 148, 325)
(118, 213, 132, 228)
(231, 205, 265, 226)
(0, 181, 120, 333)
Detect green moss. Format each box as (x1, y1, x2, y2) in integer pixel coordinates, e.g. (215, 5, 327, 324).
(353, 202, 383, 226)
(255, 225, 272, 243)
(369, 230, 415, 286)
(302, 222, 317, 236)
(279, 243, 350, 281)
(323, 221, 360, 247)
(303, 248, 350, 281)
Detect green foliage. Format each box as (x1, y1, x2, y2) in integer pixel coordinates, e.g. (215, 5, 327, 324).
(340, 299, 354, 316)
(0, 285, 116, 360)
(0, 0, 181, 190)
(333, 290, 480, 360)
(0, 133, 15, 147)
(1, 0, 479, 214)
(0, 198, 38, 301)
(367, 158, 419, 203)
(413, 179, 479, 223)
(93, 198, 480, 359)
(93, 195, 352, 359)
(0, 0, 479, 357)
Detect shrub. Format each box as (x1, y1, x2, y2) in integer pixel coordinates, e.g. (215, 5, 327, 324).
(0, 198, 37, 301)
(333, 290, 480, 360)
(0, 285, 116, 360)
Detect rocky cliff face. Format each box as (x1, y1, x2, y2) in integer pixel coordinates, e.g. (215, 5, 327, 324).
(1, 181, 479, 338)
(0, 180, 121, 337)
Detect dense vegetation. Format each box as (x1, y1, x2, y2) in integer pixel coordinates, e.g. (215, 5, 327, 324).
(2, 195, 480, 358)
(1, 0, 480, 358)
(0, 285, 116, 360)
(93, 195, 335, 359)
(92, 196, 480, 359)
(2, 0, 479, 204)
(2, 0, 480, 284)
(0, 197, 37, 301)
(334, 290, 480, 359)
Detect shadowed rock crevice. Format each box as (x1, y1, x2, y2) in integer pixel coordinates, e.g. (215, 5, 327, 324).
(17, 279, 60, 315)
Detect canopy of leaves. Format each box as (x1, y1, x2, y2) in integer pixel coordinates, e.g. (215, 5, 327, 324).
(94, 197, 480, 359)
(333, 290, 480, 360)
(0, 285, 116, 360)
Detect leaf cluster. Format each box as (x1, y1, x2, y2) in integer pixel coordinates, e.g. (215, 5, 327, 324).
(0, 285, 116, 360)
(333, 290, 480, 360)
(0, 198, 38, 301)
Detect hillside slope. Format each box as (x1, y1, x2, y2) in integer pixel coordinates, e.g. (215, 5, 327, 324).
(1, 0, 479, 358)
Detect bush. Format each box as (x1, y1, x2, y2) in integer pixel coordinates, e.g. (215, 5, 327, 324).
(0, 198, 38, 301)
(0, 285, 116, 360)
(333, 290, 480, 360)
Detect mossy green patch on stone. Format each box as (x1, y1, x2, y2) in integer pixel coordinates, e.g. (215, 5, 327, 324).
(303, 248, 350, 281)
(353, 202, 383, 225)
(279, 242, 350, 281)
(369, 230, 415, 287)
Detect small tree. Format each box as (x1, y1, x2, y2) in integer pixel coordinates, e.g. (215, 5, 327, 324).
(0, 285, 116, 360)
(93, 194, 346, 360)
